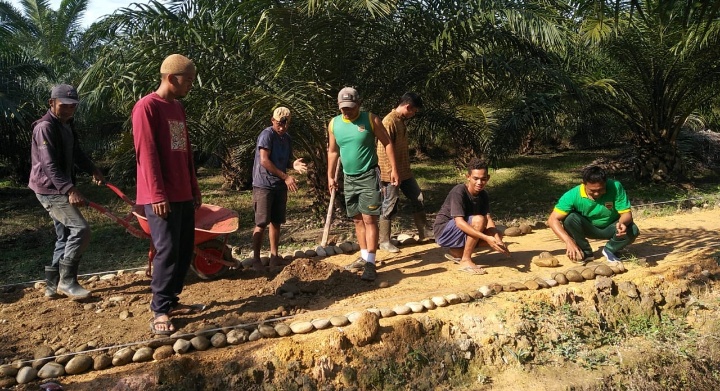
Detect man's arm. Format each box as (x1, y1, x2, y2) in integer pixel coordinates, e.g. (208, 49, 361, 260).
(327, 120, 340, 193)
(132, 102, 170, 218)
(616, 211, 633, 237)
(548, 210, 584, 261)
(259, 148, 300, 192)
(371, 114, 398, 185)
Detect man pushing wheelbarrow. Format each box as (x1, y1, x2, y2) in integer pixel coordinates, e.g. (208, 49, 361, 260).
(132, 53, 206, 336)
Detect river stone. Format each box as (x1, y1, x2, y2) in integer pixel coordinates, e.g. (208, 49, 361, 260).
(524, 280, 540, 290)
(614, 261, 627, 272)
(421, 299, 436, 310)
(0, 377, 16, 388)
(153, 345, 175, 361)
(210, 332, 228, 347)
(54, 348, 71, 365)
(16, 366, 37, 384)
(366, 308, 382, 317)
(398, 234, 417, 245)
(32, 345, 55, 369)
(608, 263, 622, 274)
(132, 347, 153, 363)
(347, 311, 363, 323)
(93, 354, 112, 370)
(173, 339, 191, 354)
(290, 321, 314, 334)
(379, 308, 396, 318)
(378, 281, 390, 288)
(195, 325, 219, 339)
(275, 324, 292, 337)
(502, 284, 517, 292)
(510, 282, 528, 291)
(581, 268, 596, 280)
(324, 246, 336, 256)
(519, 223, 533, 234)
(552, 273, 569, 285)
(352, 242, 361, 251)
(339, 242, 354, 253)
(226, 329, 249, 344)
(565, 270, 584, 282)
(100, 273, 116, 280)
(469, 290, 484, 300)
(65, 354, 92, 375)
(459, 292, 473, 302)
(391, 305, 411, 315)
(478, 286, 493, 297)
(282, 253, 293, 261)
(314, 246, 327, 257)
(304, 248, 318, 257)
(241, 258, 254, 269)
(112, 347, 135, 366)
(594, 264, 614, 277)
(330, 316, 349, 327)
(293, 250, 305, 258)
(504, 226, 522, 237)
(431, 296, 448, 307)
(446, 293, 461, 305)
(190, 336, 211, 351)
(332, 245, 343, 254)
(489, 283, 504, 294)
(11, 361, 23, 370)
(258, 324, 277, 338)
(533, 255, 559, 267)
(545, 279, 558, 287)
(308, 319, 328, 330)
(0, 364, 17, 377)
(38, 362, 65, 379)
(534, 277, 551, 289)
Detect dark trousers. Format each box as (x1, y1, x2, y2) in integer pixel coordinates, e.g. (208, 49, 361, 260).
(146, 201, 195, 314)
(563, 212, 639, 256)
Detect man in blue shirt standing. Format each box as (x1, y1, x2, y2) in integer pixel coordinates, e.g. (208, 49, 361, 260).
(251, 107, 307, 270)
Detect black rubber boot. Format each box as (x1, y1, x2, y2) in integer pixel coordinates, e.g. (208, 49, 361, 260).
(57, 261, 91, 300)
(44, 266, 60, 298)
(378, 219, 399, 253)
(414, 212, 433, 242)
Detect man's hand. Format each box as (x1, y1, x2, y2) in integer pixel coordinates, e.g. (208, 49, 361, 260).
(293, 158, 307, 174)
(67, 187, 86, 207)
(565, 241, 584, 262)
(487, 236, 510, 256)
(194, 195, 202, 209)
(390, 168, 399, 186)
(285, 175, 299, 192)
(152, 201, 170, 219)
(615, 221, 627, 237)
(92, 169, 105, 186)
(328, 177, 338, 193)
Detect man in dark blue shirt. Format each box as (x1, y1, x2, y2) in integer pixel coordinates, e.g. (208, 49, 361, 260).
(251, 107, 307, 270)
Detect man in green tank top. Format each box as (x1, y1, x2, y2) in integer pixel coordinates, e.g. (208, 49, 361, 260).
(327, 87, 398, 281)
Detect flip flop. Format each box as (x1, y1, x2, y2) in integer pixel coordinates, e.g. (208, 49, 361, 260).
(444, 253, 461, 264)
(458, 266, 487, 275)
(168, 303, 206, 316)
(150, 314, 175, 335)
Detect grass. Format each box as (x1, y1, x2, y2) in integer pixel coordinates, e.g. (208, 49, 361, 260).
(2, 149, 718, 285)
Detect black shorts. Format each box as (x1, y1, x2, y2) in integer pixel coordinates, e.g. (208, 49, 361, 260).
(253, 186, 287, 226)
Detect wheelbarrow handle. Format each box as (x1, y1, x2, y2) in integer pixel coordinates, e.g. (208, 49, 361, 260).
(105, 182, 136, 206)
(86, 201, 149, 239)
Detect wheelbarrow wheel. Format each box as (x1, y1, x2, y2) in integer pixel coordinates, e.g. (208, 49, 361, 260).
(191, 239, 232, 279)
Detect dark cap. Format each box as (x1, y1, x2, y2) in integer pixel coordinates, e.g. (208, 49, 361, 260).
(51, 84, 79, 104)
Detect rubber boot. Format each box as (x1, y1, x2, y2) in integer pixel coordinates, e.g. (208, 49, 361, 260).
(57, 261, 91, 300)
(378, 219, 400, 253)
(44, 266, 60, 298)
(414, 212, 433, 242)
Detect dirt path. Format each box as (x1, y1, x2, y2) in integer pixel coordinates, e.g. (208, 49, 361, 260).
(1, 208, 719, 389)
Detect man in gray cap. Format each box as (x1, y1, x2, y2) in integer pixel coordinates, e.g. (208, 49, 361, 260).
(327, 87, 398, 281)
(29, 84, 105, 300)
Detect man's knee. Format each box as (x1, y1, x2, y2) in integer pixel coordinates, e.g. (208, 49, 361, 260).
(562, 212, 582, 229)
(470, 215, 487, 231)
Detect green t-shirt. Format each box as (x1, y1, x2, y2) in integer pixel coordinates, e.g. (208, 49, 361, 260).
(553, 179, 631, 228)
(330, 112, 377, 175)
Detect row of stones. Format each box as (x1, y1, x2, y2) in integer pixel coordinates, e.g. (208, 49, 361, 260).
(3, 260, 626, 387)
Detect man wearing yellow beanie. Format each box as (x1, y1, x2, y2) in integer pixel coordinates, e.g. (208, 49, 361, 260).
(132, 54, 203, 335)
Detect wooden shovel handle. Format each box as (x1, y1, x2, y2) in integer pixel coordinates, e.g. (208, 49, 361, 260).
(320, 161, 342, 247)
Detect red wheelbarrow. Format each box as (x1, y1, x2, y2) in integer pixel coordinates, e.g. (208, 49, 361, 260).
(88, 183, 239, 279)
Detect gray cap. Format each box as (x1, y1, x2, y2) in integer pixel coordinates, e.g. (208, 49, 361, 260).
(51, 84, 79, 104)
(338, 87, 359, 109)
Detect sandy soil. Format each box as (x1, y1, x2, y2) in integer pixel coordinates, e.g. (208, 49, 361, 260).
(1, 207, 718, 389)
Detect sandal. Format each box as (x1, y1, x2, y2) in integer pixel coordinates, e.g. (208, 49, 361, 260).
(150, 313, 175, 336)
(168, 303, 206, 316)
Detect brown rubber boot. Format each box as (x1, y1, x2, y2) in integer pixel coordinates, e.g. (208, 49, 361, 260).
(378, 219, 400, 253)
(414, 212, 433, 242)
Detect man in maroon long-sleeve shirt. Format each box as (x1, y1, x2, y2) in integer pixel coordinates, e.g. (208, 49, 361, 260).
(132, 54, 202, 335)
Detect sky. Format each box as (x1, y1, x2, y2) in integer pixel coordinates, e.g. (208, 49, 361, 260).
(7, 0, 145, 27)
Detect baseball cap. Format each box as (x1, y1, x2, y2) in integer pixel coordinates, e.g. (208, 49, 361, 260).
(273, 107, 291, 123)
(50, 84, 79, 104)
(338, 87, 359, 109)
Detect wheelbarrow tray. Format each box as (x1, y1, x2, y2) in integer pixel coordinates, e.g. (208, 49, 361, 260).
(131, 204, 239, 244)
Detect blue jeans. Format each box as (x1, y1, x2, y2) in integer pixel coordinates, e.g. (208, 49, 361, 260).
(380, 177, 425, 220)
(35, 194, 90, 267)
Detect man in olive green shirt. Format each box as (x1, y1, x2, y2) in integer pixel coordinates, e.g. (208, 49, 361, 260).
(548, 165, 640, 264)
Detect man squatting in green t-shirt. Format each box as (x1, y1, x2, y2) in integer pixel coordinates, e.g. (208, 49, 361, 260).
(548, 165, 640, 264)
(327, 87, 399, 282)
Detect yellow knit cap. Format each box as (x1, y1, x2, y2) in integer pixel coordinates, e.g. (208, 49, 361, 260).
(160, 54, 196, 75)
